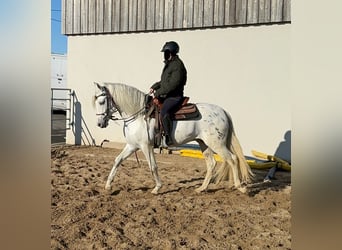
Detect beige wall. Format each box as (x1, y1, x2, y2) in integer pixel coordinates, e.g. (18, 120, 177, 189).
(66, 24, 290, 158)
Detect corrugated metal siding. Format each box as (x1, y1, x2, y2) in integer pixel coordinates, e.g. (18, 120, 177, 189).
(62, 0, 291, 35)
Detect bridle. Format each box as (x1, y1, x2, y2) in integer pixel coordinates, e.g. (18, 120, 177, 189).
(95, 87, 120, 122)
(95, 86, 146, 124)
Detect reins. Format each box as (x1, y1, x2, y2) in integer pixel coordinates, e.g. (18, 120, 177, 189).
(111, 106, 146, 124)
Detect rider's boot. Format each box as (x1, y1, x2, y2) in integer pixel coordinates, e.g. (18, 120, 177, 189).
(162, 114, 174, 146)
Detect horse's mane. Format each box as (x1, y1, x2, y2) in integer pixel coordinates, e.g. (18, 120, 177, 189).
(103, 82, 146, 115)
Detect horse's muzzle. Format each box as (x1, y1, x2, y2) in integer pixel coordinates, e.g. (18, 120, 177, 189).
(97, 118, 108, 128)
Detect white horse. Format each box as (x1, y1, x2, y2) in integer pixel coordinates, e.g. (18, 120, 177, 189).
(93, 82, 254, 194)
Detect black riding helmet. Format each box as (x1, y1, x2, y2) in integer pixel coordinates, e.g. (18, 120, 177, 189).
(161, 41, 179, 55)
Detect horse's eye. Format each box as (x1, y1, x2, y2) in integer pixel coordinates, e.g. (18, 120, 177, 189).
(99, 99, 105, 105)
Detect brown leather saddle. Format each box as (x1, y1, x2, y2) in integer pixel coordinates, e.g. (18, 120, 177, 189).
(145, 96, 200, 147)
(145, 96, 200, 121)
(171, 97, 200, 120)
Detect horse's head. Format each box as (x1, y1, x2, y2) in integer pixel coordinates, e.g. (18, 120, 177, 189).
(93, 82, 115, 128)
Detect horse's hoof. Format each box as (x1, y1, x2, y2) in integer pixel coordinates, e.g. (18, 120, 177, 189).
(195, 187, 205, 193)
(105, 184, 112, 191)
(151, 187, 160, 195)
(237, 186, 247, 193)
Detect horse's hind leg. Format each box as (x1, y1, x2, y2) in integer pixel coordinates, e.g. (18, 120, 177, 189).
(213, 146, 246, 193)
(140, 145, 162, 194)
(195, 140, 217, 193)
(105, 144, 137, 190)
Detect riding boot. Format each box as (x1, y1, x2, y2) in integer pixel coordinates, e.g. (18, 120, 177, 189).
(162, 115, 174, 146)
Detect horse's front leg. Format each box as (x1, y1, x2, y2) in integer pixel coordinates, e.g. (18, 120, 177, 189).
(105, 144, 137, 191)
(141, 145, 162, 194)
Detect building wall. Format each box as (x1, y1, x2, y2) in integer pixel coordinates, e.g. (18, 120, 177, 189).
(51, 54, 68, 110)
(66, 24, 290, 157)
(51, 54, 67, 89)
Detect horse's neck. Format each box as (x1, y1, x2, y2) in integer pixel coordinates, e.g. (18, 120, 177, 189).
(111, 85, 145, 116)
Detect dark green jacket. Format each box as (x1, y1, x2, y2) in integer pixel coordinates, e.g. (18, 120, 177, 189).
(151, 55, 187, 98)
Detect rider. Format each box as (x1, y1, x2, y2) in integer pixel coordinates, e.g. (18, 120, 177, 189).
(150, 41, 187, 146)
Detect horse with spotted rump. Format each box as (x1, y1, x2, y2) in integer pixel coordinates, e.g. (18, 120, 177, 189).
(93, 82, 254, 194)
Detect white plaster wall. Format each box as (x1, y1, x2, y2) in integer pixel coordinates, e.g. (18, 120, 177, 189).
(66, 24, 290, 157)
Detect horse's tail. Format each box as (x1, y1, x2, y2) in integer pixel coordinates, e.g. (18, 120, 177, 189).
(212, 111, 254, 184)
(231, 131, 255, 183)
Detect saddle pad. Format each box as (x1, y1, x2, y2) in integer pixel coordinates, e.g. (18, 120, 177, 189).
(173, 103, 200, 120)
(174, 104, 197, 115)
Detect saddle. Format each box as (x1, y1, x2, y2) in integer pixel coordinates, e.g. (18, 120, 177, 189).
(145, 96, 200, 147)
(145, 96, 200, 121)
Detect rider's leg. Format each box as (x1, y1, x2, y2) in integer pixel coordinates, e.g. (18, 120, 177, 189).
(160, 97, 182, 146)
(162, 114, 173, 145)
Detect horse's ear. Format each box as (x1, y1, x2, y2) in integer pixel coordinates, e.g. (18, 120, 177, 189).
(94, 82, 102, 90)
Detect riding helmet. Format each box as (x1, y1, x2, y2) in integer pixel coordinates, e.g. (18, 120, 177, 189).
(161, 41, 179, 54)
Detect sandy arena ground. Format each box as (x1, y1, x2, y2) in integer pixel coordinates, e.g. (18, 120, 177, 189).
(51, 146, 291, 249)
